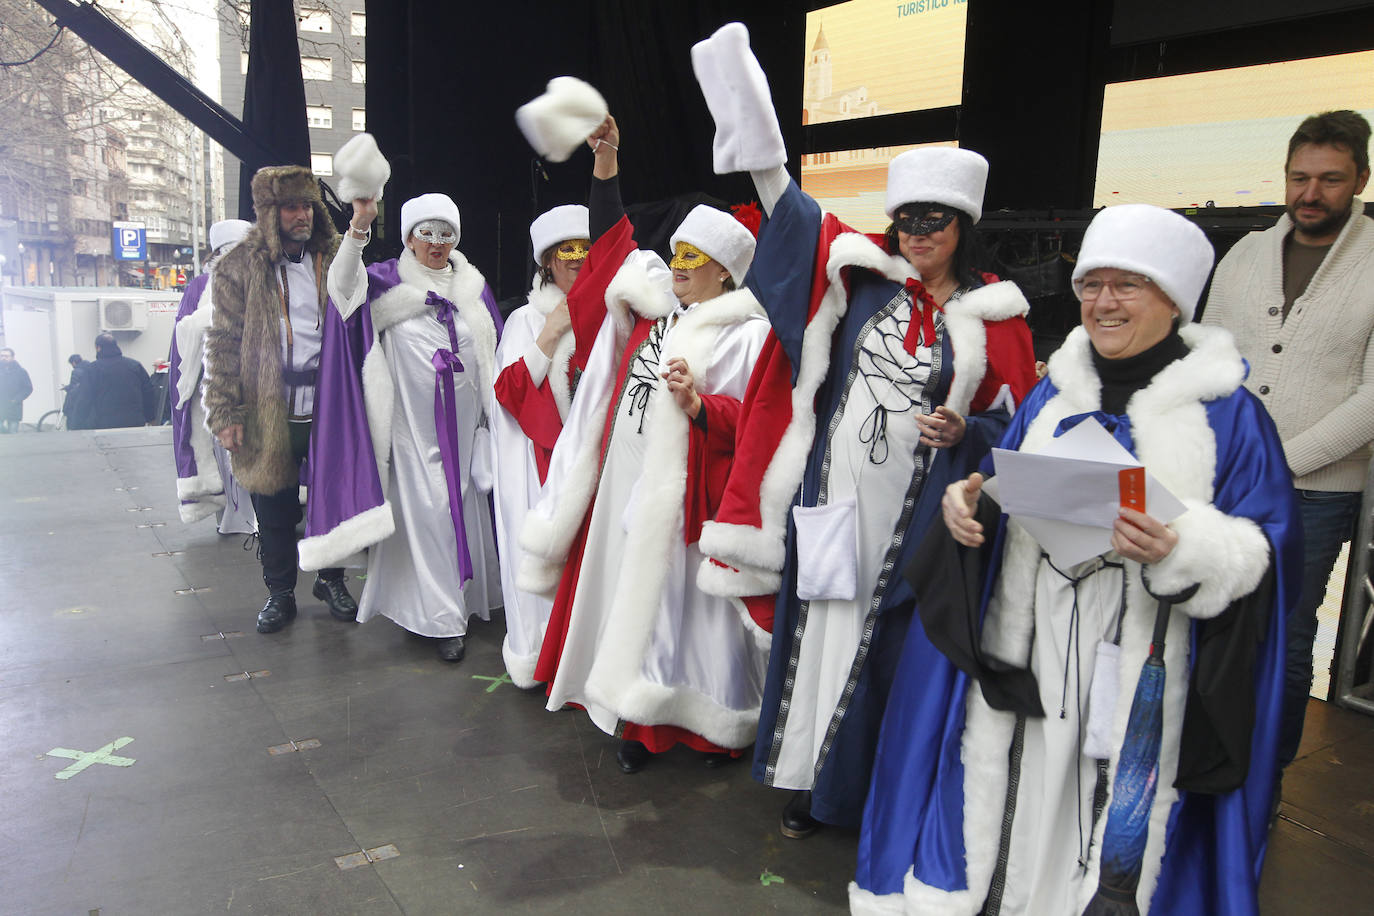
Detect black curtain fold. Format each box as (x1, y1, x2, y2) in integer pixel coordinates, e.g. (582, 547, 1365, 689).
(237, 0, 311, 220)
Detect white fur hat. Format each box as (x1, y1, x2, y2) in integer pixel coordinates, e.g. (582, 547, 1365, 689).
(884, 147, 989, 223)
(334, 133, 391, 202)
(208, 219, 252, 254)
(1072, 203, 1215, 322)
(530, 205, 590, 264)
(400, 193, 461, 243)
(669, 205, 756, 284)
(516, 77, 609, 164)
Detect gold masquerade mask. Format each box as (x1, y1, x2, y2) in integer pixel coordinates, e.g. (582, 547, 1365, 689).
(554, 239, 590, 261)
(669, 241, 713, 270)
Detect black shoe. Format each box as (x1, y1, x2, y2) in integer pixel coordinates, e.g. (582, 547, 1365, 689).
(437, 636, 465, 662)
(257, 593, 297, 634)
(312, 576, 357, 622)
(702, 752, 737, 769)
(616, 739, 651, 774)
(780, 790, 819, 839)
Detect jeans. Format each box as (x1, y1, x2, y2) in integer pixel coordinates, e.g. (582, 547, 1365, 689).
(1278, 488, 1363, 769)
(0, 418, 17, 434)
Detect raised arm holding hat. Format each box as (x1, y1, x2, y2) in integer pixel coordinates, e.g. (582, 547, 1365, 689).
(689, 22, 1038, 841)
(515, 108, 774, 771)
(305, 140, 502, 663)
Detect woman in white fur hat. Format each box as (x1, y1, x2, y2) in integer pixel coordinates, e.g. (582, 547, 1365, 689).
(850, 203, 1301, 915)
(688, 23, 1041, 843)
(490, 204, 590, 687)
(518, 114, 774, 774)
(299, 189, 502, 663)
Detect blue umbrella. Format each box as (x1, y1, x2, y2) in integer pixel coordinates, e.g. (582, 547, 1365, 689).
(1082, 597, 1174, 916)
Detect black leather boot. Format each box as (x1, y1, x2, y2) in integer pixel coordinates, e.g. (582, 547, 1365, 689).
(436, 636, 465, 662)
(312, 575, 357, 622)
(616, 739, 651, 774)
(780, 790, 820, 839)
(257, 592, 298, 634)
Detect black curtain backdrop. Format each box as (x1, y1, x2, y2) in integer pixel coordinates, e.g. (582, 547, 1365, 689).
(366, 2, 803, 303)
(238, 0, 311, 220)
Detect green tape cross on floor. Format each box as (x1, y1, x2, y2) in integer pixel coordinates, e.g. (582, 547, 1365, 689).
(471, 672, 512, 693)
(45, 737, 136, 780)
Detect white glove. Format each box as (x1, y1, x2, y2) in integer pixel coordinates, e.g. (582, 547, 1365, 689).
(691, 22, 786, 174)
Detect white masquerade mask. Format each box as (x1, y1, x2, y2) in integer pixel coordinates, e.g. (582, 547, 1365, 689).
(413, 219, 457, 246)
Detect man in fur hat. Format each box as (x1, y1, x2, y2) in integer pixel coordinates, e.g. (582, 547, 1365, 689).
(203, 165, 357, 634)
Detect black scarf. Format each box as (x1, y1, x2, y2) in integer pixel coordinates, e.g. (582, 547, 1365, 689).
(1091, 327, 1189, 415)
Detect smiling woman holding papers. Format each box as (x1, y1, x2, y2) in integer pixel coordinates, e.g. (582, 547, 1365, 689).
(852, 203, 1302, 916)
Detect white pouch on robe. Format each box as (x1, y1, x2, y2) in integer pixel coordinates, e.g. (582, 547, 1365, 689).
(792, 497, 858, 601)
(1083, 640, 1121, 759)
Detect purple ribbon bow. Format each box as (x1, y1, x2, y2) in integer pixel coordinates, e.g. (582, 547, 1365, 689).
(426, 291, 461, 354)
(431, 345, 474, 586)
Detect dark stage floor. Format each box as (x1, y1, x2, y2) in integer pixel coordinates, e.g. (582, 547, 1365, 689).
(1, 428, 1370, 915)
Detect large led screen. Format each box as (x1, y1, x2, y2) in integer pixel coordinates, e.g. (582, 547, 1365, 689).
(803, 0, 968, 126)
(1095, 51, 1374, 208)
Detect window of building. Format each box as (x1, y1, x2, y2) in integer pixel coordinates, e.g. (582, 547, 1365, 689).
(351, 11, 366, 35)
(311, 153, 333, 176)
(307, 105, 333, 129)
(70, 141, 86, 158)
(240, 51, 249, 75)
(351, 60, 366, 83)
(299, 8, 331, 32)
(351, 108, 366, 131)
(72, 179, 87, 196)
(301, 56, 332, 81)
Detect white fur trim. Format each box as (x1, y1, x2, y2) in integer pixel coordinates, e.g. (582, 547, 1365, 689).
(515, 77, 608, 164)
(1148, 502, 1268, 618)
(516, 553, 565, 598)
(502, 634, 542, 689)
(525, 281, 576, 418)
(519, 401, 607, 563)
(360, 344, 394, 483)
(530, 205, 590, 264)
(334, 132, 391, 202)
(176, 474, 221, 501)
(691, 22, 787, 174)
(885, 147, 988, 223)
(298, 502, 395, 572)
(695, 553, 781, 598)
(943, 280, 1030, 416)
(583, 288, 766, 748)
(179, 497, 222, 524)
(605, 250, 676, 332)
(670, 204, 757, 284)
(847, 880, 907, 916)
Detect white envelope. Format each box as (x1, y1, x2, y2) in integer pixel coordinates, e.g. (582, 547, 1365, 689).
(985, 417, 1187, 567)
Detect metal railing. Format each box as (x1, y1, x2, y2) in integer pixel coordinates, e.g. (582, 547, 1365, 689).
(1334, 456, 1374, 715)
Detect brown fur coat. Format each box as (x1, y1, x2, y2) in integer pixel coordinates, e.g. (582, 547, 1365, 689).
(203, 166, 338, 495)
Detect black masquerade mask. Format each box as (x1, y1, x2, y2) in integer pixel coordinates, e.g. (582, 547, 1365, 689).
(893, 206, 956, 237)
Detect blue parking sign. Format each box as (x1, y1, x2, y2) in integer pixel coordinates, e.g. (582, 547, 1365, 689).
(112, 222, 147, 260)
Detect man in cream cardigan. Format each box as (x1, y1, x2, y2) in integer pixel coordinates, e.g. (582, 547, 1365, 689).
(1204, 110, 1373, 778)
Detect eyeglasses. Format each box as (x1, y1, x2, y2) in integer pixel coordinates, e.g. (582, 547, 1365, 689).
(1075, 273, 1154, 301)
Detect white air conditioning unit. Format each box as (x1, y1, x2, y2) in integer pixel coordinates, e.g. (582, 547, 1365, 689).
(98, 296, 148, 331)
